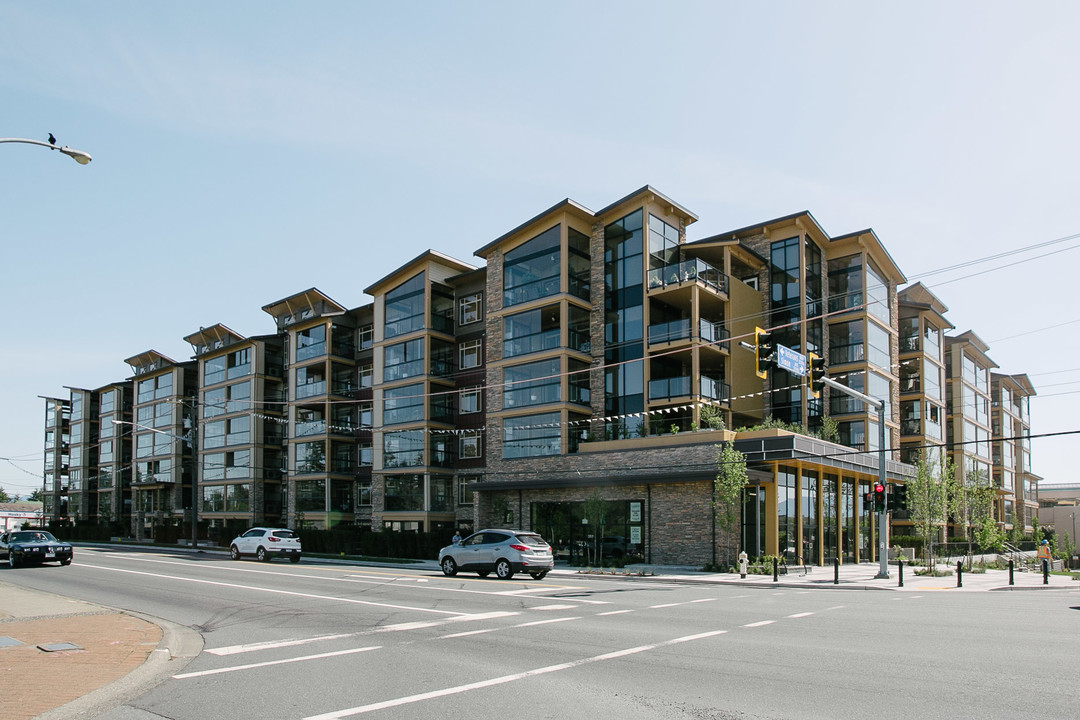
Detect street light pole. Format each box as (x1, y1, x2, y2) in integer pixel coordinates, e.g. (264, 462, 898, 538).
(1, 137, 92, 164)
(821, 376, 891, 579)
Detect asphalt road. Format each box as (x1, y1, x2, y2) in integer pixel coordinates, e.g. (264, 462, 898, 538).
(4, 546, 1078, 720)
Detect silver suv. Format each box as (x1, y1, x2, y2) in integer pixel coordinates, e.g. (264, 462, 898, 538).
(439, 529, 554, 580)
(230, 527, 302, 563)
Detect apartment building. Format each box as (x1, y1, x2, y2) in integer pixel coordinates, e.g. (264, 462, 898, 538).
(39, 185, 1039, 565)
(991, 372, 1038, 531)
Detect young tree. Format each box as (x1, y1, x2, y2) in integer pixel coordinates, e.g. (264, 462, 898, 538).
(908, 452, 953, 567)
(949, 466, 994, 563)
(0, 486, 12, 503)
(582, 489, 606, 563)
(713, 441, 748, 568)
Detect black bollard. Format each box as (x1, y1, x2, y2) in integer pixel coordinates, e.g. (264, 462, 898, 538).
(956, 560, 963, 588)
(1009, 559, 1014, 586)
(833, 556, 839, 585)
(898, 558, 904, 588)
(773, 556, 779, 582)
(1043, 559, 1049, 585)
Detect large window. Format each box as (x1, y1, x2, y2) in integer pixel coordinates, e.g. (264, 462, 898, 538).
(385, 272, 426, 339)
(828, 254, 862, 313)
(459, 386, 482, 414)
(384, 338, 425, 382)
(295, 365, 326, 399)
(459, 293, 482, 325)
(384, 384, 425, 425)
(567, 228, 590, 301)
(829, 320, 864, 365)
(297, 325, 327, 361)
(138, 373, 173, 402)
(604, 209, 644, 437)
(295, 441, 325, 473)
(504, 358, 561, 409)
(503, 412, 562, 458)
(867, 321, 890, 369)
(459, 339, 482, 369)
(384, 474, 424, 511)
(504, 305, 560, 358)
(504, 225, 561, 307)
(202, 451, 250, 481)
(460, 430, 482, 459)
(383, 430, 425, 467)
(296, 479, 326, 512)
(866, 261, 890, 324)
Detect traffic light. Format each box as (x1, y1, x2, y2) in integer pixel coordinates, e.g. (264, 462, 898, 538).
(873, 482, 887, 513)
(808, 352, 825, 399)
(754, 327, 775, 379)
(892, 483, 907, 513)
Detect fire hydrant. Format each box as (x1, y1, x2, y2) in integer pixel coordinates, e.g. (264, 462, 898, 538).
(738, 551, 749, 579)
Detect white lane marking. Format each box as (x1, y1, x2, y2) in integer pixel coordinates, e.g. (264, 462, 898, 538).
(303, 630, 729, 719)
(83, 551, 598, 600)
(648, 603, 682, 609)
(207, 634, 352, 656)
(514, 617, 580, 627)
(206, 612, 518, 656)
(439, 628, 499, 639)
(174, 645, 381, 679)
(77, 563, 467, 616)
(826, 605, 845, 611)
(743, 620, 775, 628)
(786, 612, 813, 618)
(596, 609, 634, 616)
(690, 598, 718, 604)
(530, 604, 577, 611)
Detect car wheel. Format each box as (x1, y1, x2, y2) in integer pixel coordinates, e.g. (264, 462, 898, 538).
(256, 547, 269, 562)
(230, 545, 241, 560)
(441, 557, 458, 577)
(289, 554, 301, 563)
(476, 571, 490, 578)
(8, 551, 18, 568)
(495, 558, 514, 580)
(60, 558, 72, 566)
(529, 570, 548, 580)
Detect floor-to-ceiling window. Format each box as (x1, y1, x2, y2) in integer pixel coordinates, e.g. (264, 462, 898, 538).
(777, 466, 797, 563)
(604, 210, 644, 438)
(801, 469, 819, 565)
(770, 238, 802, 424)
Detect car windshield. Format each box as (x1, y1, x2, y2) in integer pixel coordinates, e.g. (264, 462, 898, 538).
(513, 533, 548, 547)
(10, 531, 56, 543)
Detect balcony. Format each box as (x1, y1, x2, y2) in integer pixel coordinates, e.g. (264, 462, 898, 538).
(699, 376, 729, 402)
(648, 259, 728, 295)
(648, 318, 691, 344)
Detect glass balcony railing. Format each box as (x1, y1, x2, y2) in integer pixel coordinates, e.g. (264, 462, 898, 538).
(647, 259, 728, 294)
(296, 381, 326, 399)
(648, 319, 691, 344)
(649, 376, 691, 399)
(699, 376, 729, 402)
(700, 319, 729, 346)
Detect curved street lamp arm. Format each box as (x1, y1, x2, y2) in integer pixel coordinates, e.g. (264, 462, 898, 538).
(0, 137, 93, 164)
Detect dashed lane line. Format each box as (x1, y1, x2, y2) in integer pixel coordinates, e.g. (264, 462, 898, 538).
(302, 630, 730, 719)
(174, 646, 382, 680)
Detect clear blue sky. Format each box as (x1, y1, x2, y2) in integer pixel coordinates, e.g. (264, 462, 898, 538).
(2, 1, 1078, 498)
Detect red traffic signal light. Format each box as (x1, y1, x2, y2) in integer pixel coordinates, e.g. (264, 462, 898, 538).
(873, 482, 886, 512)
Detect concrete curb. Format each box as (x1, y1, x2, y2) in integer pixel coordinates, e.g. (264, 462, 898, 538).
(30, 604, 203, 720)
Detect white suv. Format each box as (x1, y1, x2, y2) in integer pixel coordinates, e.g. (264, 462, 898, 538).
(230, 527, 302, 563)
(438, 529, 554, 580)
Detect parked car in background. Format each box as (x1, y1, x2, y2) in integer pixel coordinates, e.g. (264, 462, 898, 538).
(1, 530, 73, 567)
(229, 527, 302, 563)
(438, 529, 554, 580)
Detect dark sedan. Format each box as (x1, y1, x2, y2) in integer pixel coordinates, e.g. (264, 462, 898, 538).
(1, 530, 73, 568)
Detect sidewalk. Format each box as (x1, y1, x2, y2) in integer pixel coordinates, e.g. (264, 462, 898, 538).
(0, 581, 201, 720)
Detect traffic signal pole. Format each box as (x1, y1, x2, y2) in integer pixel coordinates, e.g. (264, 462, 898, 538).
(821, 376, 890, 579)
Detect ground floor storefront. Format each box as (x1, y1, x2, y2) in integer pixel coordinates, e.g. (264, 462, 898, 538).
(474, 428, 912, 568)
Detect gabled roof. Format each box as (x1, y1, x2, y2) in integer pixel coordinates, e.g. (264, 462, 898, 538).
(183, 324, 246, 356)
(946, 330, 999, 369)
(124, 349, 179, 372)
(475, 198, 595, 258)
(364, 250, 476, 295)
(261, 288, 347, 329)
(898, 282, 952, 324)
